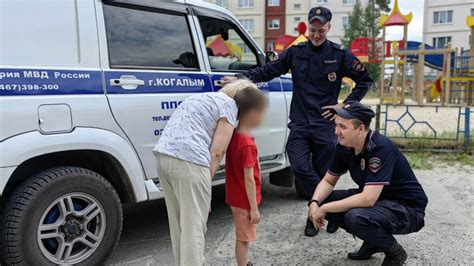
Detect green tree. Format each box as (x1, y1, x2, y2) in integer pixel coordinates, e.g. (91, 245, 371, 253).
(342, 0, 390, 84)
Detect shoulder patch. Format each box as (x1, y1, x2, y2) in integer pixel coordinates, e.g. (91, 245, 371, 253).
(351, 59, 365, 72)
(369, 157, 381, 173)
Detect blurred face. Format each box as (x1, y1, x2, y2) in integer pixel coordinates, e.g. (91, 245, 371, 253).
(308, 20, 330, 47)
(335, 116, 366, 148)
(240, 108, 267, 129)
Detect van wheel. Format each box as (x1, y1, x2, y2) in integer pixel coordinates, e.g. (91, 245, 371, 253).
(0, 167, 122, 265)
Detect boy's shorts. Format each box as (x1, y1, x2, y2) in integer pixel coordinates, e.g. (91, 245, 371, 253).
(230, 206, 257, 242)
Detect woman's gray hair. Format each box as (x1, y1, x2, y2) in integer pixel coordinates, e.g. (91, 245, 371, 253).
(219, 79, 258, 98)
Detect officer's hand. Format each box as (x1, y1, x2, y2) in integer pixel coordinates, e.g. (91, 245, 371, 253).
(312, 208, 326, 229)
(322, 103, 344, 121)
(221, 76, 238, 85)
(308, 202, 319, 223)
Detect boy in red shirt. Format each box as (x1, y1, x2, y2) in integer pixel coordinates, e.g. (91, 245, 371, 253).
(226, 88, 268, 266)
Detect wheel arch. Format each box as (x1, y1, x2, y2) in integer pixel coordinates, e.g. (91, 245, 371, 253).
(4, 150, 136, 204)
(0, 128, 148, 203)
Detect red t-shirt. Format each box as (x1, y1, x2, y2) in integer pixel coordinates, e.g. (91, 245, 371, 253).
(225, 131, 261, 210)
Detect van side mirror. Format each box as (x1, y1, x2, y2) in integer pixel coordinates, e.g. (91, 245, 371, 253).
(265, 51, 279, 63)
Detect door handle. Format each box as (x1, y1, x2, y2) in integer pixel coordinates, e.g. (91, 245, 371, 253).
(110, 75, 145, 90)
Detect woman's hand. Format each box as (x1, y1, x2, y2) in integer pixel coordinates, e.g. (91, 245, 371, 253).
(250, 208, 260, 224)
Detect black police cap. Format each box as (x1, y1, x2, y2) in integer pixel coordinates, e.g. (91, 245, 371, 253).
(332, 101, 375, 125)
(308, 6, 332, 24)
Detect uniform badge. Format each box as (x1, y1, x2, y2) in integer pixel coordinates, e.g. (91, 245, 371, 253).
(328, 72, 337, 82)
(369, 157, 381, 173)
(351, 60, 365, 72)
(360, 158, 365, 171)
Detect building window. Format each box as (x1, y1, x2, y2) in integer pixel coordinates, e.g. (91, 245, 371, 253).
(268, 19, 280, 30)
(342, 0, 355, 5)
(238, 0, 254, 8)
(471, 8, 474, 17)
(316, 0, 328, 4)
(294, 17, 301, 23)
(294, 4, 301, 10)
(238, 43, 252, 54)
(215, 0, 228, 8)
(239, 19, 254, 32)
(433, 10, 453, 24)
(268, 0, 280, 7)
(267, 42, 274, 51)
(432, 36, 451, 48)
(342, 16, 349, 29)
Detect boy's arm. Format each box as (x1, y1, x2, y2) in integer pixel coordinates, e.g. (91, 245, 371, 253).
(244, 167, 260, 224)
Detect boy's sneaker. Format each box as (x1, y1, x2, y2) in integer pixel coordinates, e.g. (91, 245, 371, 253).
(247, 261, 253, 266)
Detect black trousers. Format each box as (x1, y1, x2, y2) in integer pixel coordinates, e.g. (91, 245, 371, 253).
(324, 189, 425, 250)
(286, 129, 336, 200)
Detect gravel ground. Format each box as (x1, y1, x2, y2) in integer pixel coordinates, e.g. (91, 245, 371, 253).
(106, 163, 474, 265)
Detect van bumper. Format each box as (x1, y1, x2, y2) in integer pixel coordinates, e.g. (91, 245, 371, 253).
(0, 166, 16, 196)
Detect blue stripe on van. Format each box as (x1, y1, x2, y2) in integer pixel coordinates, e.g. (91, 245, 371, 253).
(0, 68, 103, 96)
(105, 71, 212, 94)
(280, 76, 293, 91)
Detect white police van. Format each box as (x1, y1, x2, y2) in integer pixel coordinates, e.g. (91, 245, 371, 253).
(0, 0, 295, 264)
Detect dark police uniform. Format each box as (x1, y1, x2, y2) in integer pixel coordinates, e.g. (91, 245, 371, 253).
(238, 7, 373, 198)
(323, 130, 428, 250)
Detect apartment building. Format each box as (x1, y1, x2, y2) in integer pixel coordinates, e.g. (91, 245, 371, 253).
(286, 0, 368, 43)
(423, 0, 474, 50)
(204, 0, 367, 51)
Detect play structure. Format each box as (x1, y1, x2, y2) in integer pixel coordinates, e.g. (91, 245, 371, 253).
(351, 0, 474, 106)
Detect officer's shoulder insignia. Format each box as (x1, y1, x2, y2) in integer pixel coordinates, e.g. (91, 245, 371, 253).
(333, 43, 346, 51)
(369, 157, 381, 173)
(351, 59, 365, 72)
(294, 41, 308, 47)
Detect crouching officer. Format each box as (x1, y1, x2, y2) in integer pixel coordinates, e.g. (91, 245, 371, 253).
(308, 102, 428, 266)
(223, 6, 372, 237)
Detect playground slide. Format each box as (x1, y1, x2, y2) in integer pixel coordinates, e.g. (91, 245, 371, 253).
(404, 41, 454, 71)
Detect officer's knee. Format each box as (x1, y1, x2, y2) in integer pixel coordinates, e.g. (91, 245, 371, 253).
(344, 209, 369, 233)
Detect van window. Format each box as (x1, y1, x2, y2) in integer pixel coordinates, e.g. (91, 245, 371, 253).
(104, 5, 198, 70)
(198, 16, 258, 72)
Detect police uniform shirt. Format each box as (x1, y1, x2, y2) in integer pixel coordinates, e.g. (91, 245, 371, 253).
(328, 131, 428, 214)
(240, 40, 373, 131)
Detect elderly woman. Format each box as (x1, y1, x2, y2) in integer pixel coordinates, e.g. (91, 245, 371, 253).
(153, 79, 258, 266)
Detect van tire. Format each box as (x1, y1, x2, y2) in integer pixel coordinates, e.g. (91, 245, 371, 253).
(0, 167, 123, 265)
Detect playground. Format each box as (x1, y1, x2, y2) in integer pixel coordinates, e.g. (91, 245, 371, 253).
(274, 0, 474, 151)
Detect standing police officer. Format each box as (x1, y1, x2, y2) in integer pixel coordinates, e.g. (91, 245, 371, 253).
(223, 6, 372, 236)
(308, 102, 428, 266)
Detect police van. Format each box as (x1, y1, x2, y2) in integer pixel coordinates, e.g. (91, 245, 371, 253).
(0, 0, 295, 264)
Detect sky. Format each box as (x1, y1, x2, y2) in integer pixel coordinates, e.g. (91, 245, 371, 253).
(385, 0, 425, 42)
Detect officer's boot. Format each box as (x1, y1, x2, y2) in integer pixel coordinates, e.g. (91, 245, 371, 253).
(381, 241, 407, 266)
(326, 222, 339, 233)
(304, 218, 319, 237)
(348, 242, 383, 260)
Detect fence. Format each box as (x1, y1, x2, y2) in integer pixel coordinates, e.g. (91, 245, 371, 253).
(375, 104, 472, 151)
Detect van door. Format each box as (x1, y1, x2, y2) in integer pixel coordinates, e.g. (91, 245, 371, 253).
(192, 11, 288, 160)
(97, 1, 210, 180)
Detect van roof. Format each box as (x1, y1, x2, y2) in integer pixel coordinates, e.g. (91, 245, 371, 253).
(180, 0, 234, 17)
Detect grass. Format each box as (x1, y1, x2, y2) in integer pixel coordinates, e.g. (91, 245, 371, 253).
(404, 152, 474, 170)
(338, 87, 379, 100)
